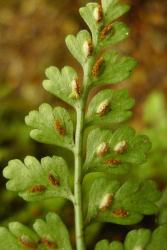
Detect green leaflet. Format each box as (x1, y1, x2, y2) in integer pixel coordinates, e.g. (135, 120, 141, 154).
(43, 66, 80, 107)
(25, 103, 74, 150)
(85, 177, 160, 225)
(0, 213, 73, 250)
(66, 23, 129, 66)
(66, 30, 93, 65)
(3, 156, 73, 201)
(147, 225, 167, 250)
(157, 187, 167, 225)
(83, 126, 151, 175)
(85, 177, 120, 224)
(33, 213, 73, 250)
(86, 88, 134, 126)
(101, 0, 130, 23)
(125, 225, 167, 250)
(95, 240, 123, 250)
(79, 3, 102, 46)
(95, 225, 167, 250)
(91, 51, 137, 86)
(158, 207, 167, 226)
(0, 226, 39, 250)
(98, 21, 129, 49)
(124, 228, 151, 250)
(79, 1, 130, 46)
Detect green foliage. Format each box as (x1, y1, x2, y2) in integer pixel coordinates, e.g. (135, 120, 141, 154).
(43, 67, 79, 107)
(101, 0, 130, 22)
(3, 156, 73, 202)
(0, 213, 72, 250)
(90, 51, 137, 86)
(86, 89, 135, 126)
(1, 0, 164, 250)
(85, 176, 160, 225)
(25, 103, 74, 150)
(157, 187, 167, 225)
(79, 0, 130, 45)
(66, 30, 92, 65)
(84, 126, 151, 175)
(96, 240, 123, 250)
(95, 225, 167, 250)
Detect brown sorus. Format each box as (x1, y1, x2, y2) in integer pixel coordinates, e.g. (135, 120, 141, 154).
(97, 105, 110, 116)
(96, 142, 109, 157)
(114, 141, 128, 154)
(92, 56, 104, 77)
(48, 174, 60, 186)
(99, 194, 114, 212)
(113, 208, 129, 217)
(100, 23, 113, 40)
(70, 78, 81, 99)
(86, 41, 93, 56)
(20, 235, 38, 249)
(41, 238, 57, 248)
(96, 99, 110, 116)
(29, 185, 46, 193)
(54, 120, 65, 136)
(94, 5, 103, 22)
(105, 158, 121, 165)
(83, 40, 93, 57)
(73, 78, 81, 95)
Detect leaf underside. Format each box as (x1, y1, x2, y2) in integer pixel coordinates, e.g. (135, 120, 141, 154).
(86, 176, 160, 225)
(95, 225, 167, 250)
(3, 156, 73, 201)
(84, 126, 151, 175)
(0, 213, 73, 250)
(79, 1, 130, 46)
(2, 0, 160, 249)
(86, 88, 135, 126)
(25, 103, 74, 150)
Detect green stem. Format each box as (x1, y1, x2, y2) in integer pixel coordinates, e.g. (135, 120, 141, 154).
(74, 99, 86, 250)
(74, 58, 92, 250)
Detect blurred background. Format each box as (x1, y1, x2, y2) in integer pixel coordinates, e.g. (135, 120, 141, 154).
(0, 0, 167, 248)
